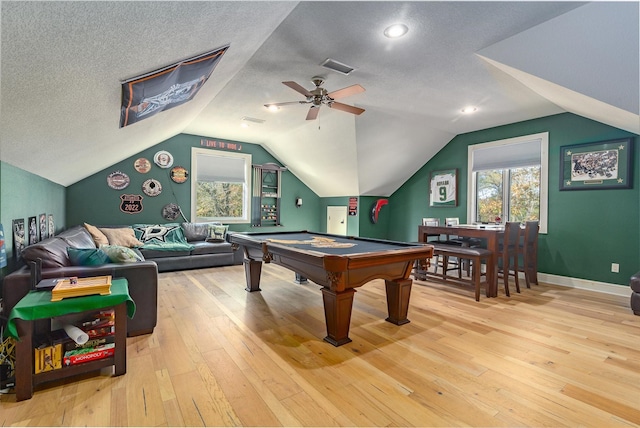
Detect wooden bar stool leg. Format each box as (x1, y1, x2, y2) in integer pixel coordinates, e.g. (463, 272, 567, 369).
(473, 258, 480, 301)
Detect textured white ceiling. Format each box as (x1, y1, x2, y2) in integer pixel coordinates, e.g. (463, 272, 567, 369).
(1, 1, 638, 197)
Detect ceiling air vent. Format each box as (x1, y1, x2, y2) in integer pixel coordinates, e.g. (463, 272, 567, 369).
(241, 116, 265, 124)
(320, 58, 355, 75)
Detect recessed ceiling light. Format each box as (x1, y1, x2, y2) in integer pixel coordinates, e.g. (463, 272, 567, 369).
(384, 24, 408, 38)
(266, 105, 280, 112)
(461, 106, 477, 114)
(240, 122, 250, 128)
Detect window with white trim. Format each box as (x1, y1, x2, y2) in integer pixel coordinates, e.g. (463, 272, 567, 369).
(191, 148, 252, 223)
(467, 132, 548, 233)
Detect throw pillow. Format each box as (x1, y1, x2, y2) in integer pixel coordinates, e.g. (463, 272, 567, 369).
(100, 245, 144, 263)
(99, 227, 143, 247)
(208, 224, 229, 242)
(132, 223, 194, 251)
(83, 223, 109, 246)
(67, 247, 111, 266)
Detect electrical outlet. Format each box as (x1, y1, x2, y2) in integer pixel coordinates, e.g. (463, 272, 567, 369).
(611, 263, 619, 273)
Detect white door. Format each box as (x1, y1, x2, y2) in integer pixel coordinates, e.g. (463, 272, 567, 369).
(327, 206, 347, 235)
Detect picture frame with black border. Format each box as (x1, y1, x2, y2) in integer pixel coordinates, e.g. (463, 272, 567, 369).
(560, 137, 633, 191)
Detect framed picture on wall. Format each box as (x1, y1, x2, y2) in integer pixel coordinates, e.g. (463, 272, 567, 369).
(430, 168, 458, 207)
(28, 216, 38, 245)
(560, 137, 633, 190)
(12, 218, 25, 261)
(39, 213, 48, 240)
(48, 214, 55, 237)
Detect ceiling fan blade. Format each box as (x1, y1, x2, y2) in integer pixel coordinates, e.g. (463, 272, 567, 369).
(306, 106, 320, 120)
(264, 101, 308, 108)
(283, 81, 312, 97)
(329, 101, 365, 115)
(327, 84, 365, 100)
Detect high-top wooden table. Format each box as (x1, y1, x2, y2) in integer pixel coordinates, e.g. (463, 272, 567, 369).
(418, 224, 503, 297)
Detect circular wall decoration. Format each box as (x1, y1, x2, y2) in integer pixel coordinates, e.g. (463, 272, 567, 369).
(134, 157, 151, 173)
(142, 178, 162, 196)
(153, 150, 174, 169)
(162, 203, 181, 221)
(170, 166, 189, 183)
(107, 171, 130, 190)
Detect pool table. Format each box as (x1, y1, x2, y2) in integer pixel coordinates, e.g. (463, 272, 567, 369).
(228, 231, 433, 346)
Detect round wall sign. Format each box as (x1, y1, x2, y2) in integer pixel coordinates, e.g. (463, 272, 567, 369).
(107, 171, 130, 190)
(153, 150, 174, 169)
(162, 203, 181, 220)
(134, 157, 151, 173)
(142, 179, 162, 196)
(170, 166, 189, 183)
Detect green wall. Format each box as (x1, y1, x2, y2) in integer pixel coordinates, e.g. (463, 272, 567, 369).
(66, 134, 322, 233)
(0, 161, 66, 276)
(387, 113, 639, 286)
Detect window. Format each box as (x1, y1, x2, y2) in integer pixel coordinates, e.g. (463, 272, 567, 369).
(191, 148, 251, 223)
(467, 132, 548, 233)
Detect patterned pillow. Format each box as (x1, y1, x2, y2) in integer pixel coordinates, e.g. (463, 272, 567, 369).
(67, 247, 111, 266)
(133, 223, 194, 251)
(208, 224, 229, 242)
(100, 245, 144, 263)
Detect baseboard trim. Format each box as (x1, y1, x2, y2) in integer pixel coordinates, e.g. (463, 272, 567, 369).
(537, 272, 631, 297)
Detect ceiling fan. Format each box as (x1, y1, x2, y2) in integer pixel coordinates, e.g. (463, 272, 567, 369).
(265, 76, 365, 120)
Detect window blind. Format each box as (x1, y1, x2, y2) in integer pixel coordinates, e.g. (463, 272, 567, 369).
(196, 153, 246, 182)
(471, 139, 541, 171)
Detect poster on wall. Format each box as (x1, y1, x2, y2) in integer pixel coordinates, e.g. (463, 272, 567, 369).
(39, 213, 48, 240)
(48, 214, 55, 237)
(12, 219, 25, 261)
(120, 45, 229, 128)
(348, 197, 358, 216)
(28, 216, 38, 245)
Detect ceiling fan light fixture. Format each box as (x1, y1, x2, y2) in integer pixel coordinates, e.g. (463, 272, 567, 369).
(266, 105, 280, 112)
(384, 24, 408, 38)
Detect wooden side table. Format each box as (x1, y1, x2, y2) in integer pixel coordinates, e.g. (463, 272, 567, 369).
(5, 278, 135, 401)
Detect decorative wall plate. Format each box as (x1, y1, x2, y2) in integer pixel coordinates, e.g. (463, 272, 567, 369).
(170, 166, 189, 183)
(107, 171, 130, 190)
(162, 203, 181, 220)
(153, 150, 174, 169)
(142, 179, 162, 196)
(134, 157, 151, 173)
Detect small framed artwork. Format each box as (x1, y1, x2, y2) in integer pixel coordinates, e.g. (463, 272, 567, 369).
(430, 168, 458, 207)
(39, 213, 48, 240)
(12, 218, 25, 261)
(28, 216, 38, 245)
(560, 138, 633, 190)
(48, 214, 55, 237)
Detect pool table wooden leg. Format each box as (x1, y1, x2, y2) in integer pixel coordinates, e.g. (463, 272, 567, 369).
(385, 278, 412, 326)
(321, 288, 355, 347)
(243, 258, 263, 292)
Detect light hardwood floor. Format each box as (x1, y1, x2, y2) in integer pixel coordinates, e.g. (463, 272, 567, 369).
(2, 263, 640, 427)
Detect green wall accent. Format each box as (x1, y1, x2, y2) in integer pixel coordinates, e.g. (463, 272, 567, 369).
(387, 113, 639, 286)
(0, 161, 66, 275)
(66, 134, 321, 233)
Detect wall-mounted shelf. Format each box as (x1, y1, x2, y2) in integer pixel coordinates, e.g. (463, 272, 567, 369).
(252, 163, 286, 227)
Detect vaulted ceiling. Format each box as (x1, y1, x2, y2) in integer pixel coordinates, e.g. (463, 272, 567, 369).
(1, 2, 638, 197)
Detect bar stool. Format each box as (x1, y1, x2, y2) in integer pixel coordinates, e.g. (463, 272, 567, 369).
(498, 222, 521, 296)
(519, 221, 539, 288)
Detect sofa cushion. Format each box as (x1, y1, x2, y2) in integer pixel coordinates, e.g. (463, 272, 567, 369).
(58, 225, 97, 249)
(181, 222, 209, 242)
(139, 248, 192, 259)
(133, 223, 194, 251)
(101, 245, 145, 263)
(100, 227, 143, 247)
(191, 241, 233, 255)
(67, 247, 111, 266)
(21, 236, 72, 268)
(84, 223, 109, 246)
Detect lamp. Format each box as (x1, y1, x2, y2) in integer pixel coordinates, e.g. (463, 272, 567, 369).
(295, 197, 303, 208)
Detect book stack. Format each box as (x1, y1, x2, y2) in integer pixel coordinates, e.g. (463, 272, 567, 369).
(34, 309, 117, 369)
(50, 275, 112, 301)
(63, 309, 116, 367)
